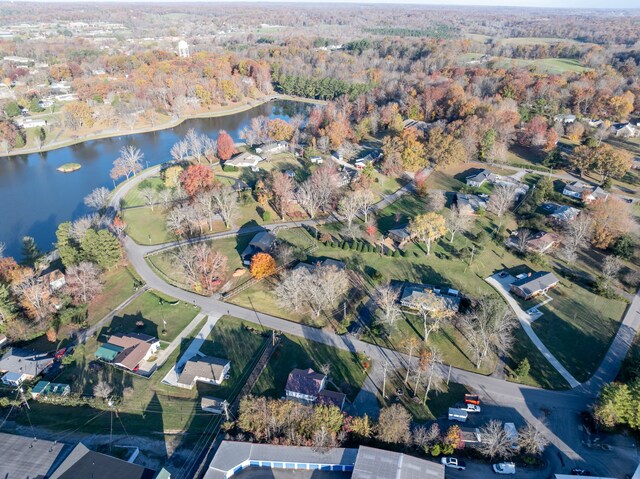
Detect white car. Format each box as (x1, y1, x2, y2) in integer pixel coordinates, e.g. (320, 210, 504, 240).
(463, 404, 481, 413)
(493, 462, 516, 475)
(440, 457, 466, 470)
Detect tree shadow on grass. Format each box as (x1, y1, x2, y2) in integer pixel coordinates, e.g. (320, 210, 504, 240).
(98, 313, 159, 343)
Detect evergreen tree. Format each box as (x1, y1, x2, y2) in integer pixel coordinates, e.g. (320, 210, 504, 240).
(56, 222, 81, 267)
(515, 358, 530, 379)
(20, 236, 41, 267)
(0, 284, 17, 326)
(81, 229, 121, 269)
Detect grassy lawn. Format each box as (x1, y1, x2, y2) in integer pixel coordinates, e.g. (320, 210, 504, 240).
(195, 316, 270, 400)
(87, 265, 143, 325)
(458, 53, 589, 74)
(253, 334, 368, 402)
(122, 177, 167, 208)
(122, 207, 175, 245)
(531, 285, 627, 383)
(98, 289, 200, 343)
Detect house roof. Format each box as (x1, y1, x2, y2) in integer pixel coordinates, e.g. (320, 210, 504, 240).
(225, 151, 263, 167)
(317, 389, 347, 408)
(0, 432, 67, 479)
(507, 230, 559, 252)
(466, 169, 492, 184)
(41, 269, 65, 284)
(400, 284, 461, 312)
(0, 348, 53, 377)
(241, 231, 276, 259)
(511, 271, 559, 296)
(456, 193, 487, 213)
(49, 443, 156, 479)
(388, 225, 411, 241)
(563, 180, 591, 194)
(203, 441, 358, 479)
(31, 380, 51, 394)
(95, 343, 124, 362)
(285, 368, 325, 397)
(178, 356, 230, 385)
(201, 396, 226, 410)
(107, 333, 157, 371)
(108, 333, 157, 349)
(352, 446, 444, 479)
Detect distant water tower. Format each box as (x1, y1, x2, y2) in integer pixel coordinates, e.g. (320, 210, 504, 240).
(178, 40, 190, 58)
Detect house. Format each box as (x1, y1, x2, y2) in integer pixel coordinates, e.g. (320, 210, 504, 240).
(0, 348, 53, 386)
(553, 114, 576, 124)
(510, 271, 560, 300)
(309, 156, 324, 164)
(456, 193, 488, 215)
(176, 356, 231, 389)
(542, 202, 581, 223)
(465, 169, 492, 187)
(48, 443, 157, 479)
(387, 225, 412, 247)
(30, 380, 71, 399)
(255, 141, 288, 156)
(230, 178, 250, 193)
(587, 118, 603, 128)
(203, 442, 444, 479)
(41, 269, 66, 292)
(505, 230, 559, 254)
(241, 231, 276, 265)
(201, 396, 228, 414)
(611, 122, 639, 138)
(15, 117, 47, 129)
(354, 153, 377, 169)
(94, 333, 160, 372)
(562, 181, 608, 203)
(491, 174, 529, 196)
(400, 283, 461, 313)
(338, 169, 359, 186)
(225, 151, 264, 168)
(0, 432, 67, 479)
(285, 368, 346, 410)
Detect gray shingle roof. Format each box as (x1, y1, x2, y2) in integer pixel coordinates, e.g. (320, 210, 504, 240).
(352, 446, 444, 479)
(0, 432, 67, 479)
(178, 356, 230, 386)
(511, 271, 559, 296)
(0, 348, 53, 377)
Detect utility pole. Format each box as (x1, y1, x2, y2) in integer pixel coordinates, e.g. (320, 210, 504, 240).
(222, 400, 230, 422)
(382, 360, 389, 400)
(447, 364, 452, 385)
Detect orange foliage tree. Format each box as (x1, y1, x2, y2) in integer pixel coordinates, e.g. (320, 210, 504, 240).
(250, 253, 277, 279)
(217, 130, 237, 161)
(180, 164, 214, 197)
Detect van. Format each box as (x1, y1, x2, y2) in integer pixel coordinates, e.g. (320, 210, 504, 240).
(493, 462, 516, 474)
(448, 408, 468, 423)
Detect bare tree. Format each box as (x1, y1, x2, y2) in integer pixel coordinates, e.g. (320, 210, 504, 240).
(210, 183, 238, 228)
(270, 171, 295, 220)
(445, 206, 472, 242)
(171, 140, 189, 162)
(11, 270, 53, 322)
(356, 188, 376, 223)
(185, 128, 204, 162)
(477, 420, 517, 459)
(296, 180, 323, 219)
(158, 189, 174, 210)
(338, 192, 361, 231)
(377, 404, 412, 445)
(93, 381, 113, 400)
(312, 424, 339, 453)
(487, 184, 517, 228)
(139, 187, 157, 211)
(84, 187, 110, 212)
(515, 228, 532, 254)
(425, 191, 447, 212)
(112, 145, 144, 180)
(602, 255, 622, 286)
(408, 290, 455, 344)
(420, 347, 445, 405)
(518, 422, 550, 456)
(173, 243, 227, 292)
(460, 297, 517, 369)
(66, 261, 104, 304)
(375, 282, 401, 332)
(560, 214, 593, 262)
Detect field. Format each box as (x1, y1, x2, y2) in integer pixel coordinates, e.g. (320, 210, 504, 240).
(97, 289, 200, 343)
(459, 53, 589, 74)
(252, 334, 368, 402)
(87, 265, 143, 325)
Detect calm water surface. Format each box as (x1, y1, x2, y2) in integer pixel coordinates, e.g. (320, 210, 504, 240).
(0, 101, 308, 258)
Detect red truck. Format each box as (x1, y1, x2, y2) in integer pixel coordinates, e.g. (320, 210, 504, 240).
(464, 394, 480, 405)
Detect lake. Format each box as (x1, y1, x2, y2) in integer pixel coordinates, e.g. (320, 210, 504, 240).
(0, 100, 309, 259)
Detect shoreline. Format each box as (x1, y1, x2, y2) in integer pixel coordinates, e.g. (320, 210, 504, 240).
(3, 94, 325, 159)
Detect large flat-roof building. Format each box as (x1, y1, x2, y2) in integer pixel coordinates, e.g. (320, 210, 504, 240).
(203, 441, 445, 479)
(0, 432, 68, 479)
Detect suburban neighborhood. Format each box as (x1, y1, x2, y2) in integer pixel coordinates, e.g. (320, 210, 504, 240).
(0, 2, 640, 479)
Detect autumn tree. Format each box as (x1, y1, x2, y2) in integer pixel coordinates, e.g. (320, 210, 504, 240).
(409, 212, 447, 255)
(589, 196, 632, 249)
(66, 261, 104, 304)
(217, 130, 237, 161)
(592, 144, 633, 183)
(401, 127, 426, 172)
(477, 420, 517, 459)
(381, 135, 404, 177)
(267, 118, 295, 141)
(408, 290, 455, 344)
(250, 253, 277, 279)
(180, 164, 214, 198)
(425, 126, 465, 167)
(377, 404, 412, 445)
(174, 243, 228, 294)
(11, 268, 53, 322)
(568, 144, 596, 177)
(63, 101, 94, 130)
(210, 183, 237, 228)
(163, 165, 184, 188)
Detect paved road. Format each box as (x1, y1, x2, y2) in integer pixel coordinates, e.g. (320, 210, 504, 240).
(110, 166, 640, 478)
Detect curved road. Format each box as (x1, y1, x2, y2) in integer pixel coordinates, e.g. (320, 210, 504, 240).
(110, 167, 640, 478)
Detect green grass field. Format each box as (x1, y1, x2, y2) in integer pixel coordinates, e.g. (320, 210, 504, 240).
(459, 53, 589, 74)
(98, 289, 200, 343)
(253, 334, 368, 402)
(122, 207, 175, 245)
(87, 265, 143, 325)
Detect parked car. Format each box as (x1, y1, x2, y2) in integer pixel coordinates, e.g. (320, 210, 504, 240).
(441, 457, 466, 470)
(493, 462, 516, 475)
(462, 403, 481, 413)
(54, 348, 67, 360)
(571, 469, 592, 476)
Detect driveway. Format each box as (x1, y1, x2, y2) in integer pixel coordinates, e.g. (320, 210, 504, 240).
(486, 273, 580, 388)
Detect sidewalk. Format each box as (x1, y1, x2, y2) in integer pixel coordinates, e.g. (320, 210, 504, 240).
(160, 313, 221, 386)
(486, 273, 580, 388)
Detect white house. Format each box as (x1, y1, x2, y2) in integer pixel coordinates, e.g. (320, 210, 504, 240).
(176, 356, 231, 389)
(225, 152, 263, 168)
(465, 169, 492, 187)
(562, 181, 608, 203)
(611, 123, 639, 138)
(554, 114, 576, 124)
